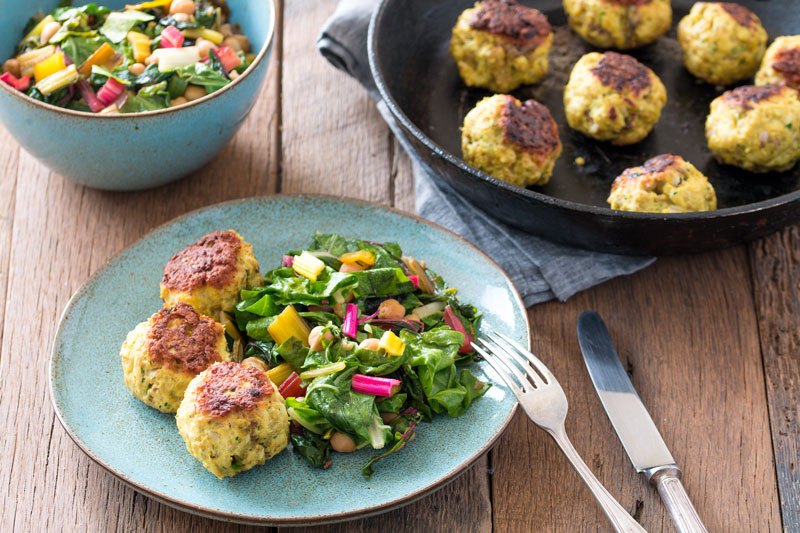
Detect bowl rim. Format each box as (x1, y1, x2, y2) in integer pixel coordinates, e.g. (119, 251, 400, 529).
(366, 0, 800, 222)
(0, 0, 276, 118)
(48, 193, 526, 526)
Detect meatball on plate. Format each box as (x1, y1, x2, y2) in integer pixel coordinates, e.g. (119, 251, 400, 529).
(706, 84, 800, 173)
(120, 302, 230, 413)
(564, 51, 667, 145)
(608, 154, 717, 213)
(461, 94, 562, 186)
(756, 35, 800, 91)
(176, 361, 289, 478)
(677, 2, 767, 85)
(450, 0, 553, 92)
(160, 230, 262, 318)
(563, 0, 672, 50)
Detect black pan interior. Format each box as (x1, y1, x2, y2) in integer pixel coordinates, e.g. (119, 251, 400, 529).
(380, 0, 800, 210)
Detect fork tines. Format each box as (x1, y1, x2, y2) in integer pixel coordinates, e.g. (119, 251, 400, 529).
(471, 332, 554, 394)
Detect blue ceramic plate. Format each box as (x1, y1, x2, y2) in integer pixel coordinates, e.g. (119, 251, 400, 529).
(49, 196, 527, 525)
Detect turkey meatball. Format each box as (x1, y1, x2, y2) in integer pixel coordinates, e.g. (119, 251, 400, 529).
(176, 361, 289, 478)
(706, 84, 800, 173)
(755, 35, 800, 92)
(461, 94, 562, 187)
(160, 230, 261, 318)
(120, 302, 230, 413)
(563, 0, 672, 50)
(450, 0, 553, 92)
(607, 154, 717, 213)
(677, 2, 767, 85)
(563, 52, 667, 145)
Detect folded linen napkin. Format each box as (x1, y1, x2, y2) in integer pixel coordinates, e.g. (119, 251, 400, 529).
(317, 0, 654, 306)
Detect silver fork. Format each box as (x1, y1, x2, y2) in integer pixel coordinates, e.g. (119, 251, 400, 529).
(473, 332, 647, 533)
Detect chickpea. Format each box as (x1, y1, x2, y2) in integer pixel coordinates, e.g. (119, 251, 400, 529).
(339, 262, 363, 273)
(183, 84, 207, 101)
(172, 12, 190, 22)
(228, 70, 240, 80)
(3, 59, 20, 78)
(196, 38, 216, 59)
(169, 0, 196, 15)
(405, 314, 420, 322)
(128, 63, 146, 75)
(170, 96, 188, 107)
(330, 432, 356, 453)
(144, 54, 159, 66)
(308, 325, 334, 351)
(358, 338, 380, 352)
(222, 36, 242, 52)
(241, 357, 268, 372)
(40, 21, 62, 45)
(333, 302, 344, 318)
(380, 412, 398, 424)
(341, 340, 356, 352)
(234, 34, 251, 53)
(378, 299, 405, 320)
(220, 23, 234, 37)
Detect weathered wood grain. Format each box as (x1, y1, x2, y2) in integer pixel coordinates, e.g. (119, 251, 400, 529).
(749, 227, 800, 532)
(279, 0, 391, 205)
(492, 247, 782, 532)
(0, 125, 19, 359)
(0, 10, 282, 530)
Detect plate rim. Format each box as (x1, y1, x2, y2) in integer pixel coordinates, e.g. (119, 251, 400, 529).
(367, 0, 800, 222)
(48, 193, 527, 526)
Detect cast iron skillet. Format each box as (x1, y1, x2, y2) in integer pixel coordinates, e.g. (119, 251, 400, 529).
(368, 0, 800, 255)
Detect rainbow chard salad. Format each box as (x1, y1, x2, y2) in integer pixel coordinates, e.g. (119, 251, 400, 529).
(1, 0, 254, 113)
(236, 233, 490, 478)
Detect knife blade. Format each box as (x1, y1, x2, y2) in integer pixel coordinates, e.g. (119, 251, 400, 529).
(577, 311, 708, 533)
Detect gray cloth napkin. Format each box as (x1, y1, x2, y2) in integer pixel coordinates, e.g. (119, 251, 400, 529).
(317, 1, 655, 306)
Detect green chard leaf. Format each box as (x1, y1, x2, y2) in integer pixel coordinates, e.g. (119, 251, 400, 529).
(100, 10, 154, 43)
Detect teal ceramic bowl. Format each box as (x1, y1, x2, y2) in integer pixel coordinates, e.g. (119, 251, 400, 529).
(0, 0, 275, 191)
(50, 196, 527, 525)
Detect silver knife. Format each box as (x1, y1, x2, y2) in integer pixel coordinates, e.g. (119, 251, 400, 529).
(577, 311, 708, 533)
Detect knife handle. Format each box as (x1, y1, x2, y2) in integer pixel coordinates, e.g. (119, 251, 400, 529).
(649, 467, 708, 533)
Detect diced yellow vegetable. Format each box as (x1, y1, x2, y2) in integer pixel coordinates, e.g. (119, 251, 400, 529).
(182, 27, 224, 45)
(127, 31, 151, 62)
(125, 0, 172, 10)
(33, 52, 65, 83)
(17, 45, 56, 77)
(267, 362, 293, 386)
(299, 361, 347, 380)
(37, 64, 78, 95)
(218, 311, 240, 341)
(292, 251, 326, 281)
(19, 15, 54, 47)
(379, 330, 405, 357)
(339, 250, 375, 268)
(268, 305, 311, 347)
(99, 104, 120, 114)
(78, 43, 116, 76)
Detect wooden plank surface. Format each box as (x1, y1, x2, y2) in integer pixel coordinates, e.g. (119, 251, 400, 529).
(491, 248, 782, 532)
(750, 229, 800, 532)
(0, 0, 795, 530)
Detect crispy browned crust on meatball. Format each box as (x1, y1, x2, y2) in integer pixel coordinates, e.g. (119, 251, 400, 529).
(590, 52, 651, 95)
(614, 154, 677, 183)
(719, 3, 760, 29)
(469, 0, 551, 51)
(196, 361, 274, 418)
(773, 47, 800, 88)
(499, 97, 560, 156)
(162, 230, 242, 292)
(146, 303, 224, 374)
(723, 84, 784, 109)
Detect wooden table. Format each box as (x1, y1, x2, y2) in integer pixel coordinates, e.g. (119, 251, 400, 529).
(1, 1, 797, 531)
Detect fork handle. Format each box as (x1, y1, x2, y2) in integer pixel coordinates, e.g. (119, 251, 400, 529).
(548, 427, 648, 533)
